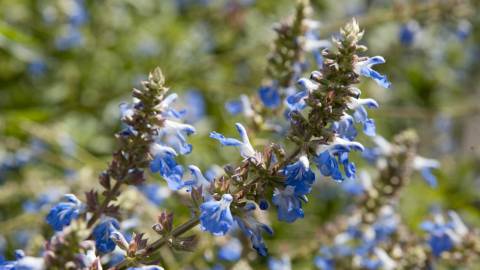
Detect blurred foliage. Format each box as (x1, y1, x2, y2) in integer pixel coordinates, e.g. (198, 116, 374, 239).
(0, 0, 479, 269)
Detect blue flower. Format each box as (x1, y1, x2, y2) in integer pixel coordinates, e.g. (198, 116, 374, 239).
(399, 21, 419, 46)
(314, 256, 335, 270)
(286, 78, 318, 111)
(272, 186, 305, 223)
(210, 123, 256, 159)
(315, 150, 342, 181)
(158, 120, 195, 155)
(283, 156, 316, 196)
(421, 218, 453, 257)
(27, 59, 47, 78)
(68, 0, 89, 27)
(314, 137, 364, 182)
(183, 165, 211, 197)
(92, 218, 121, 253)
(106, 250, 125, 267)
(426, 232, 454, 258)
(456, 20, 472, 41)
(218, 238, 242, 262)
(150, 147, 184, 190)
(225, 95, 254, 117)
(199, 194, 234, 236)
(122, 93, 195, 156)
(150, 143, 178, 157)
(338, 152, 356, 179)
(235, 205, 273, 256)
(332, 98, 378, 141)
(348, 98, 379, 137)
(268, 256, 291, 270)
(138, 184, 171, 206)
(332, 115, 357, 141)
(157, 93, 187, 119)
(413, 156, 440, 187)
(421, 211, 468, 257)
(372, 206, 399, 242)
(258, 85, 281, 108)
(46, 194, 83, 231)
(286, 90, 308, 111)
(355, 56, 391, 89)
(75, 242, 100, 269)
(259, 199, 269, 210)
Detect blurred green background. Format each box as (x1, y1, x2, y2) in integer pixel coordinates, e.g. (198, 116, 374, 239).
(0, 0, 479, 269)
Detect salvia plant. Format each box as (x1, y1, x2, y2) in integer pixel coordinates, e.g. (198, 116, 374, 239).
(1, 0, 479, 270)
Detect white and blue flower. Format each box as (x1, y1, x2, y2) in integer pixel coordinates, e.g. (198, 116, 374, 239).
(183, 165, 212, 198)
(225, 95, 254, 117)
(210, 123, 256, 159)
(235, 204, 273, 256)
(413, 156, 440, 187)
(314, 255, 335, 270)
(331, 114, 357, 141)
(347, 98, 379, 137)
(399, 20, 420, 46)
(282, 155, 316, 196)
(421, 211, 468, 257)
(0, 250, 44, 270)
(150, 147, 184, 190)
(199, 194, 234, 236)
(92, 218, 121, 253)
(285, 78, 319, 111)
(354, 56, 391, 89)
(314, 137, 364, 182)
(156, 93, 187, 119)
(258, 85, 281, 109)
(46, 194, 83, 231)
(272, 186, 305, 223)
(157, 120, 195, 155)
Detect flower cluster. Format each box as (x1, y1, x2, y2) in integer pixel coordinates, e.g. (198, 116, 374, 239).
(226, 0, 330, 131)
(192, 18, 394, 259)
(310, 128, 480, 270)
